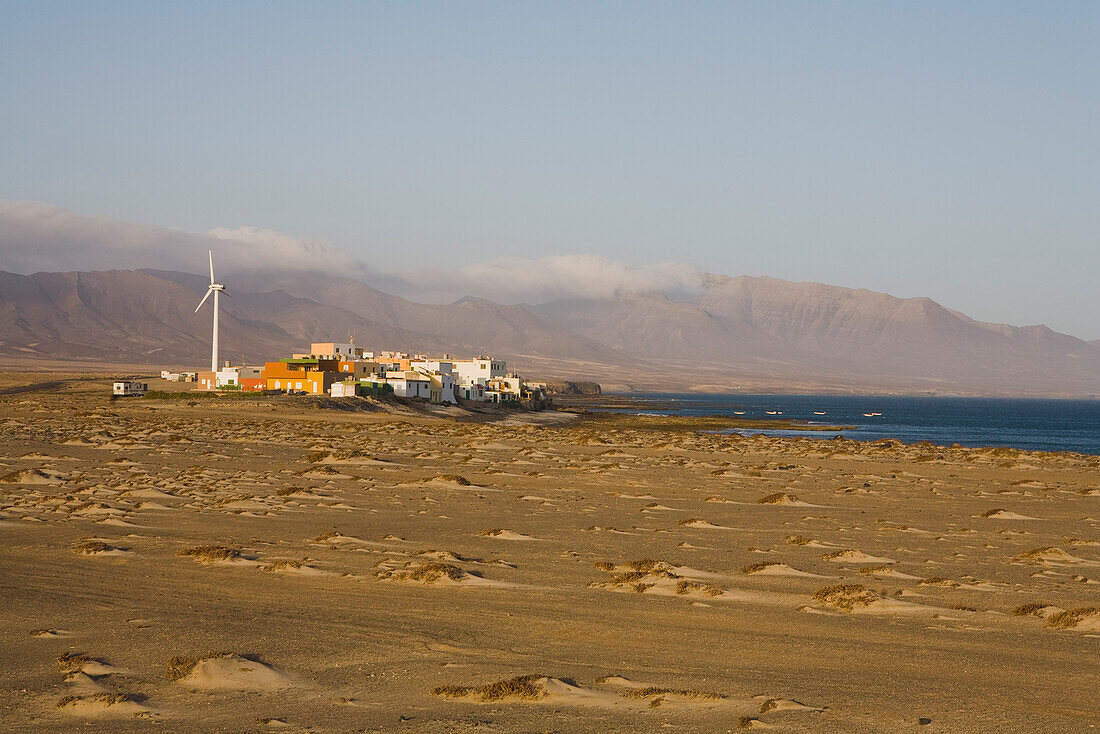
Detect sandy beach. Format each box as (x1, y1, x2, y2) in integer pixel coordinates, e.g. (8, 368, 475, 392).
(1, 374, 1098, 732)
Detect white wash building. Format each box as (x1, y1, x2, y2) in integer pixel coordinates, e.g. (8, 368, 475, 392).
(215, 365, 263, 388)
(384, 371, 431, 399)
(450, 357, 507, 387)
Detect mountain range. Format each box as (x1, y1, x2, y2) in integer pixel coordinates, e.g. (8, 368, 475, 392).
(1, 267, 1098, 397)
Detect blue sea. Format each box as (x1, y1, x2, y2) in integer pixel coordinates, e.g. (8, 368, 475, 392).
(607, 394, 1100, 456)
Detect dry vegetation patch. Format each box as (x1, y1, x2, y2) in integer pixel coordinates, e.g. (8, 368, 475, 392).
(1047, 607, 1100, 629)
(56, 692, 145, 709)
(812, 584, 880, 612)
(619, 686, 725, 702)
(433, 674, 548, 702)
(377, 562, 467, 584)
(72, 540, 118, 555)
(675, 580, 724, 597)
(176, 545, 241, 563)
(1012, 602, 1055, 617)
(56, 652, 96, 674)
(757, 492, 800, 505)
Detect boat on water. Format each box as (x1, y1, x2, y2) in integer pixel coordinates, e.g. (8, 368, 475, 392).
(813, 411, 826, 415)
(733, 411, 745, 415)
(765, 411, 782, 415)
(862, 412, 884, 417)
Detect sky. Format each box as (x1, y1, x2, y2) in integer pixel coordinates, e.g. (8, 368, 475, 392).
(1, 2, 1098, 338)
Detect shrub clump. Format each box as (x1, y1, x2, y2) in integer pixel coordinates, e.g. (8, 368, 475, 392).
(757, 493, 796, 504)
(176, 545, 241, 563)
(72, 540, 115, 555)
(1047, 607, 1100, 629)
(675, 580, 723, 597)
(812, 584, 879, 612)
(620, 686, 724, 701)
(432, 674, 547, 701)
(1012, 602, 1053, 617)
(377, 562, 466, 583)
(57, 693, 143, 708)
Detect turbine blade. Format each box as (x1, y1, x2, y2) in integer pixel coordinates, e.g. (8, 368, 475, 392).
(195, 288, 212, 313)
(208, 250, 215, 284)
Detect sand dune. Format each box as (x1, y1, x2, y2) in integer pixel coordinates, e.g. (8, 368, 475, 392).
(171, 653, 293, 690)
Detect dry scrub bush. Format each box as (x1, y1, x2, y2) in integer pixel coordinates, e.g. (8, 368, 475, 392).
(176, 545, 241, 562)
(432, 674, 547, 701)
(812, 584, 879, 611)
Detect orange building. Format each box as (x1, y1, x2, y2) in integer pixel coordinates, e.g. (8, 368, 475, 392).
(264, 359, 339, 394)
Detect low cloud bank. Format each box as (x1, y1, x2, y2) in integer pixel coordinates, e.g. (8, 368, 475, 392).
(371, 254, 703, 304)
(0, 199, 700, 303)
(0, 200, 365, 279)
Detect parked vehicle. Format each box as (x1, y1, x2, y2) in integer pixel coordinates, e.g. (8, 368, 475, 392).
(112, 381, 148, 397)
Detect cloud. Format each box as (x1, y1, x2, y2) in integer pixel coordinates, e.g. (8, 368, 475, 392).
(0, 200, 365, 277)
(0, 199, 700, 304)
(372, 254, 705, 304)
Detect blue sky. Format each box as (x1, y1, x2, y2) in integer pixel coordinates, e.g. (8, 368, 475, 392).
(2, 2, 1098, 337)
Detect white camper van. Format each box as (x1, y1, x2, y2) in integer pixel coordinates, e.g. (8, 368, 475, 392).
(112, 381, 148, 397)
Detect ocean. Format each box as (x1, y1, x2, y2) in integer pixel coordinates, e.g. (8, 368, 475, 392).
(604, 394, 1100, 456)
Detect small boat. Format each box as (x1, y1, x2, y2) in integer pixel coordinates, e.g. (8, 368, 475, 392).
(765, 411, 782, 415)
(733, 411, 745, 415)
(862, 412, 883, 417)
(813, 411, 826, 415)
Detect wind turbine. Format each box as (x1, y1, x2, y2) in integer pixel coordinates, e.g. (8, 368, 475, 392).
(194, 250, 231, 373)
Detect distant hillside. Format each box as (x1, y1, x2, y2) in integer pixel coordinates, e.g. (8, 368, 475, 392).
(1, 268, 1099, 396)
(530, 274, 1100, 395)
(0, 269, 626, 370)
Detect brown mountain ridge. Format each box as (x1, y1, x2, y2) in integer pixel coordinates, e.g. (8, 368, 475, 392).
(1, 268, 1098, 396)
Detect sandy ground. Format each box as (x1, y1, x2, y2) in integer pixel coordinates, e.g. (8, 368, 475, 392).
(1, 375, 1098, 733)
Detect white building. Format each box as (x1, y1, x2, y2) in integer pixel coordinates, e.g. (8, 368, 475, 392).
(456, 382, 486, 401)
(330, 380, 358, 398)
(385, 371, 431, 399)
(215, 365, 263, 388)
(490, 375, 524, 398)
(413, 368, 455, 404)
(412, 359, 454, 375)
(451, 357, 507, 388)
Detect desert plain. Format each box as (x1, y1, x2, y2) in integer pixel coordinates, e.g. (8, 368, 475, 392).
(0, 373, 1098, 733)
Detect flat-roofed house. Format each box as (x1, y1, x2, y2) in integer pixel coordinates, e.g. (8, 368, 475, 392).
(384, 370, 431, 399)
(451, 357, 507, 387)
(309, 342, 361, 359)
(265, 358, 339, 394)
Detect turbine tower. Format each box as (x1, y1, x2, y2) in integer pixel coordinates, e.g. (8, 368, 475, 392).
(194, 250, 231, 373)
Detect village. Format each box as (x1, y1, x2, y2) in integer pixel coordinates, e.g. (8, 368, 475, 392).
(139, 340, 548, 407)
(108, 253, 550, 407)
